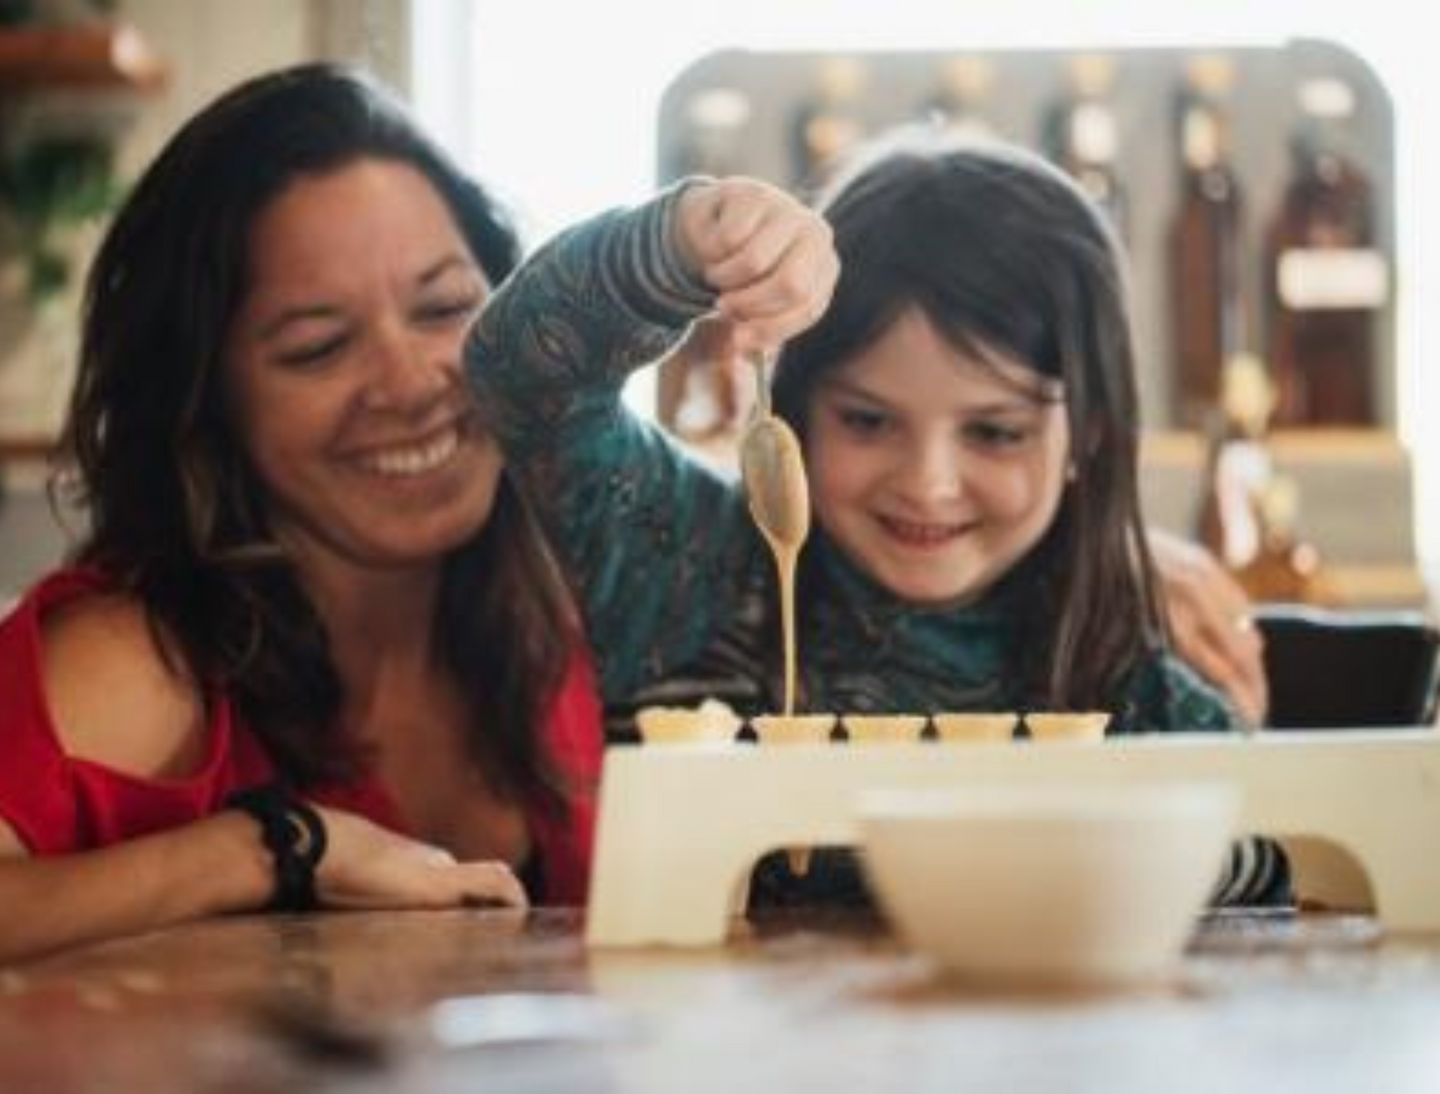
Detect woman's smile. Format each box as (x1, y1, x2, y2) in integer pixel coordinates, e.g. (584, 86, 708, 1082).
(352, 424, 464, 478)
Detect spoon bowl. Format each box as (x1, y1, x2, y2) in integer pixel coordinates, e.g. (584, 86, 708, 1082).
(739, 414, 810, 548)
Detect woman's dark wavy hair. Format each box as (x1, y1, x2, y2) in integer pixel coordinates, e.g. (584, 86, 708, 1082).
(57, 63, 579, 803)
(773, 132, 1166, 710)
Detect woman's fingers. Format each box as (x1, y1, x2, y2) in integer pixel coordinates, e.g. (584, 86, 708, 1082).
(316, 807, 530, 911)
(1173, 565, 1268, 719)
(1175, 606, 1267, 725)
(450, 861, 530, 910)
(1149, 529, 1269, 724)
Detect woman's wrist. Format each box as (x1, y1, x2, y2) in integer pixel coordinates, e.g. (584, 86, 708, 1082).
(226, 785, 328, 911)
(182, 810, 280, 916)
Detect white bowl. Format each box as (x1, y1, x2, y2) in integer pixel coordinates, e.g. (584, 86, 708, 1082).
(857, 782, 1239, 987)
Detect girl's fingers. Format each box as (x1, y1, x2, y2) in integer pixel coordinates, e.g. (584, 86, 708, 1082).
(703, 205, 816, 292)
(725, 303, 827, 356)
(674, 175, 837, 359)
(715, 235, 839, 348)
(681, 176, 834, 286)
(679, 180, 774, 269)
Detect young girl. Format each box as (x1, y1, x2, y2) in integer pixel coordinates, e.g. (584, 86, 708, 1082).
(469, 134, 1285, 905)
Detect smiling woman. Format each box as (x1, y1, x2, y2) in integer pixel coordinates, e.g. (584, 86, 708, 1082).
(0, 63, 606, 963)
(225, 160, 505, 571)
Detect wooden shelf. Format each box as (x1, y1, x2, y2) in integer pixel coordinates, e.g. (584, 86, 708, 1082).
(0, 23, 168, 92)
(0, 436, 57, 463)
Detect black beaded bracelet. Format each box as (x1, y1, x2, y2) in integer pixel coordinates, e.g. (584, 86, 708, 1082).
(227, 784, 327, 912)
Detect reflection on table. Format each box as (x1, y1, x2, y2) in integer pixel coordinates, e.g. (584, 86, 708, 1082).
(1, 908, 1438, 1093)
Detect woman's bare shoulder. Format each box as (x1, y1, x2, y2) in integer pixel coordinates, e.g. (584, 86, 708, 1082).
(38, 593, 208, 778)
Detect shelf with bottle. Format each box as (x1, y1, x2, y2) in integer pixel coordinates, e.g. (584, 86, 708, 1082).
(1190, 354, 1343, 606)
(1265, 75, 1385, 427)
(1142, 422, 1424, 609)
(788, 55, 870, 195)
(654, 43, 1417, 609)
(0, 434, 53, 460)
(654, 41, 1398, 437)
(1041, 52, 1125, 237)
(1168, 54, 1246, 431)
(0, 22, 168, 91)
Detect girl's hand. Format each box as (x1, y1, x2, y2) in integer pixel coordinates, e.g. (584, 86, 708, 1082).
(314, 806, 529, 911)
(674, 177, 839, 353)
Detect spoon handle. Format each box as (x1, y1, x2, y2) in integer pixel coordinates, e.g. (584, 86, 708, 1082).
(750, 350, 772, 418)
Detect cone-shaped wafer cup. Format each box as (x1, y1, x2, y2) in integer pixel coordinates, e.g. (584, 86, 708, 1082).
(843, 714, 927, 744)
(635, 701, 741, 745)
(932, 712, 1019, 743)
(750, 713, 836, 745)
(1024, 711, 1110, 742)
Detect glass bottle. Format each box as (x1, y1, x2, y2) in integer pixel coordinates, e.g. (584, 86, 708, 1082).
(1195, 354, 1275, 572)
(1041, 53, 1126, 235)
(1169, 54, 1245, 430)
(789, 56, 869, 193)
(1235, 476, 1335, 604)
(919, 54, 998, 143)
(1265, 76, 1386, 426)
(662, 85, 753, 182)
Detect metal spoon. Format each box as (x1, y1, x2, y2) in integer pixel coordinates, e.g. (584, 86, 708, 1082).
(738, 352, 810, 554)
(738, 349, 810, 726)
(739, 351, 813, 872)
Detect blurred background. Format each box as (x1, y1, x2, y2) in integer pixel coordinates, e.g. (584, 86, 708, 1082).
(1, 0, 1435, 616)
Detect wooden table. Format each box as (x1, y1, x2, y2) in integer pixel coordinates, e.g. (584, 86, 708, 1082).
(1, 909, 1438, 1093)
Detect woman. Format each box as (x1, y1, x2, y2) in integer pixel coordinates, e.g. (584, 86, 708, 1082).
(0, 64, 599, 961)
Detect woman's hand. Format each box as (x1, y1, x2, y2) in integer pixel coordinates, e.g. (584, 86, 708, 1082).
(674, 177, 839, 353)
(1149, 529, 1268, 724)
(315, 807, 528, 912)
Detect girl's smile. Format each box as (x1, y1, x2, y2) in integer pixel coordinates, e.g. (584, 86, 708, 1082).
(805, 306, 1070, 606)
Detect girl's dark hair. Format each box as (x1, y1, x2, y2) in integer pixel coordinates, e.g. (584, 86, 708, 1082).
(773, 133, 1165, 709)
(59, 63, 578, 803)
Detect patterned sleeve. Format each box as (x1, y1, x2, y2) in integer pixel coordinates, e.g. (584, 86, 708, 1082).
(466, 185, 763, 701)
(1115, 651, 1247, 734)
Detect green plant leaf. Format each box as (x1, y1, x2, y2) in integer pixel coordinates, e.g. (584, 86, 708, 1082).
(0, 135, 122, 302)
